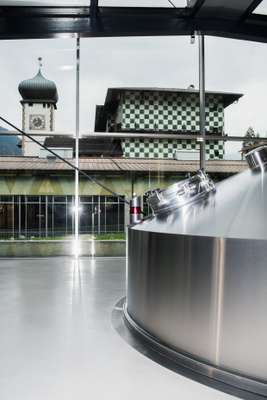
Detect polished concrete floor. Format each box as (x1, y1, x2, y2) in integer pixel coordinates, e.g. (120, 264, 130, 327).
(0, 257, 236, 400)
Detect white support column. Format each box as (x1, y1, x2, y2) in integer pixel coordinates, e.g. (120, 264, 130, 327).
(198, 33, 206, 171)
(74, 37, 80, 255)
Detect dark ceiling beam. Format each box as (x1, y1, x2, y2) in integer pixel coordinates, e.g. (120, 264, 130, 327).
(90, 0, 100, 33)
(0, 6, 267, 43)
(200, 15, 267, 44)
(0, 7, 189, 40)
(240, 0, 264, 21)
(189, 0, 206, 17)
(0, 6, 90, 17)
(90, 0, 99, 19)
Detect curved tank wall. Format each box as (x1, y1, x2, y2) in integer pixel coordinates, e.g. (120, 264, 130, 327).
(135, 168, 267, 241)
(126, 153, 267, 396)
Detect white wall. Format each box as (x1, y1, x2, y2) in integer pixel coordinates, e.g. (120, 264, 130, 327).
(22, 102, 56, 156)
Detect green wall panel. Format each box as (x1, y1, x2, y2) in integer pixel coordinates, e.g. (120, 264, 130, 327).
(0, 173, 184, 197)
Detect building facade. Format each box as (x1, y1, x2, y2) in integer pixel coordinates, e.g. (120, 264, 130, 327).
(95, 87, 242, 160)
(0, 67, 245, 238)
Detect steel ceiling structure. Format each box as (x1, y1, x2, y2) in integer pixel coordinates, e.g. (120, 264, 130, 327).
(0, 0, 267, 42)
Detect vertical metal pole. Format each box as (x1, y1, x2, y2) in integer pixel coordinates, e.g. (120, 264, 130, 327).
(39, 196, 41, 238)
(25, 197, 27, 238)
(65, 196, 68, 235)
(98, 196, 101, 235)
(52, 196, 54, 237)
(45, 196, 48, 238)
(104, 197, 107, 233)
(117, 197, 120, 232)
(12, 196, 14, 238)
(75, 37, 80, 249)
(198, 33, 206, 170)
(18, 196, 21, 238)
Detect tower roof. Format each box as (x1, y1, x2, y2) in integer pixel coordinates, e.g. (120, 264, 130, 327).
(18, 61, 58, 104)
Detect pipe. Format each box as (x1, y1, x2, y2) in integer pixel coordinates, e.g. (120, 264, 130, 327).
(2, 131, 267, 143)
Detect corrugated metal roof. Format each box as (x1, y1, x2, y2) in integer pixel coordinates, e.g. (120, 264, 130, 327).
(0, 156, 247, 174)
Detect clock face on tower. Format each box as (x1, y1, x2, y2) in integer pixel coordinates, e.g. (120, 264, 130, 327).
(29, 114, 46, 130)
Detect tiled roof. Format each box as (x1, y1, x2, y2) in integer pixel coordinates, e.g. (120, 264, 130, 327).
(0, 156, 247, 174)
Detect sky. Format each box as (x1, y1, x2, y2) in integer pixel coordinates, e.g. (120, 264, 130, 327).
(2, 32, 267, 158)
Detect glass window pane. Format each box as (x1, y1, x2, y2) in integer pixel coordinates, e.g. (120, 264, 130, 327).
(106, 196, 117, 203)
(0, 1, 90, 5)
(0, 204, 14, 238)
(54, 204, 67, 235)
(14, 201, 20, 237)
(47, 203, 53, 236)
(20, 202, 26, 236)
(1, 36, 76, 240)
(54, 196, 66, 203)
(80, 196, 92, 203)
(26, 203, 40, 237)
(99, 0, 187, 6)
(27, 196, 39, 203)
(118, 203, 125, 232)
(253, 1, 267, 15)
(0, 196, 13, 203)
(66, 204, 74, 234)
(80, 204, 93, 234)
(105, 203, 118, 233)
(39, 203, 46, 237)
(100, 203, 106, 233)
(80, 34, 199, 238)
(206, 36, 267, 160)
(0, 0, 187, 5)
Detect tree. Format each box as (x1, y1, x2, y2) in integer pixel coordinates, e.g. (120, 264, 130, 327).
(242, 127, 260, 155)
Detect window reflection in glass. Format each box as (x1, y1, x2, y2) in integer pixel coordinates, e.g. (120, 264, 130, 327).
(0, 195, 125, 238)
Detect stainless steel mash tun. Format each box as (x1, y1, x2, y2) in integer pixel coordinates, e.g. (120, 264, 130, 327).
(145, 169, 215, 215)
(126, 145, 267, 398)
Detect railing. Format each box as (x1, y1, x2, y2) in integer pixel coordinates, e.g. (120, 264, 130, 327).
(1, 130, 267, 142)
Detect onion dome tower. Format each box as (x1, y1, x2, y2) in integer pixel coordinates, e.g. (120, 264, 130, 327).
(18, 58, 58, 156)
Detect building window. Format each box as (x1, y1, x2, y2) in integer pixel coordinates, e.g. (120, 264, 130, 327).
(0, 195, 125, 239)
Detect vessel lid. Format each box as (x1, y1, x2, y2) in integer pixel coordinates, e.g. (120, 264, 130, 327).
(245, 146, 267, 171)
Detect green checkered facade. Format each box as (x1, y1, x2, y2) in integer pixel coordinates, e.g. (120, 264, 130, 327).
(122, 139, 224, 160)
(120, 91, 224, 132)
(108, 90, 225, 160)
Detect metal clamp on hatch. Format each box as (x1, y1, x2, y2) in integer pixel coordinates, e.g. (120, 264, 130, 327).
(145, 170, 215, 215)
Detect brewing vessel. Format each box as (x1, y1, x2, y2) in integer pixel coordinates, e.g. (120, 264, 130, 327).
(125, 146, 267, 397)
